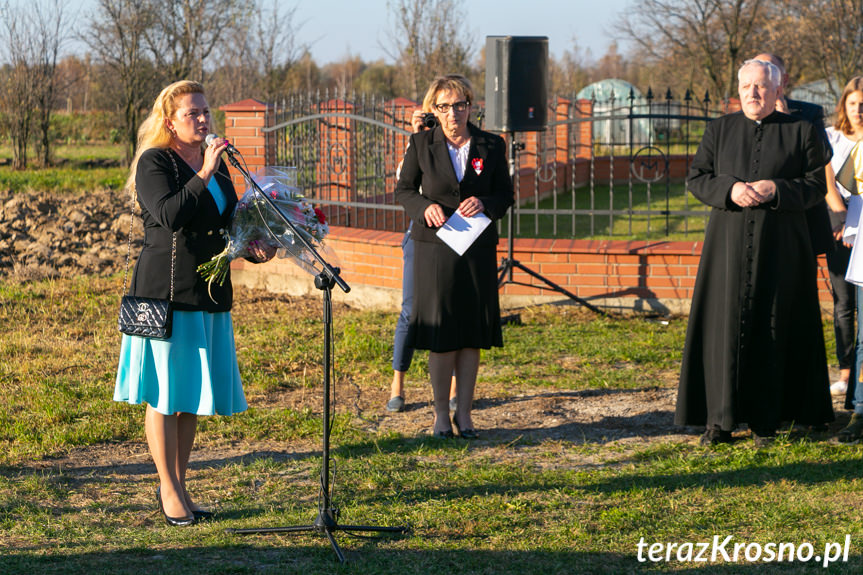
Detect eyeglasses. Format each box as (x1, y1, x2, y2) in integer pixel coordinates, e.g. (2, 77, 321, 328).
(434, 101, 469, 113)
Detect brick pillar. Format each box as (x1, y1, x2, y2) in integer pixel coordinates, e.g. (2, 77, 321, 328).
(522, 129, 540, 170)
(385, 97, 419, 231)
(554, 97, 571, 164)
(220, 98, 274, 194)
(575, 98, 593, 160)
(385, 97, 418, 177)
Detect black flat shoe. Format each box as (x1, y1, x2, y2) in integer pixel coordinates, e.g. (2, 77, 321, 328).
(699, 427, 732, 446)
(192, 509, 215, 521)
(156, 487, 195, 527)
(432, 429, 454, 438)
(452, 411, 478, 440)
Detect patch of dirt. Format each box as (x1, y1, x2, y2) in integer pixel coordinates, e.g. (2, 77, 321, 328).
(28, 377, 852, 479)
(0, 188, 132, 280)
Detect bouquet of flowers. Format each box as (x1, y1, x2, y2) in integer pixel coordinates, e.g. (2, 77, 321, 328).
(197, 166, 331, 296)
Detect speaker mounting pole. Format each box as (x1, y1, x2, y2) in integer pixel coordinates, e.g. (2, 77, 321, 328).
(496, 134, 607, 316)
(485, 35, 606, 316)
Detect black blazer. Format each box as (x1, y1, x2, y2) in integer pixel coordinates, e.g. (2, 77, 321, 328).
(787, 98, 833, 256)
(128, 147, 237, 312)
(395, 123, 514, 246)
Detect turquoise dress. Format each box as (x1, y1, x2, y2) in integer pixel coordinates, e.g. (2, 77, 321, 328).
(114, 178, 247, 416)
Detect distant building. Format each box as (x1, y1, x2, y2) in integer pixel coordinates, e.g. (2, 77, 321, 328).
(576, 79, 650, 148)
(576, 79, 681, 148)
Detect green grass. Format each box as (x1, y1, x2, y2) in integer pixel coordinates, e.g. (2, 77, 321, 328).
(0, 143, 126, 193)
(1, 275, 861, 574)
(0, 277, 685, 462)
(505, 181, 711, 241)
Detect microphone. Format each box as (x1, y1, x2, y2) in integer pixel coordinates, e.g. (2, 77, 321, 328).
(205, 133, 239, 155)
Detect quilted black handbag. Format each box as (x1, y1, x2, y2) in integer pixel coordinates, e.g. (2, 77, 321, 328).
(117, 151, 178, 340)
(118, 293, 173, 339)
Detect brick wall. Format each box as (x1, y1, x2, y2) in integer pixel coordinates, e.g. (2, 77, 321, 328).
(231, 226, 835, 315)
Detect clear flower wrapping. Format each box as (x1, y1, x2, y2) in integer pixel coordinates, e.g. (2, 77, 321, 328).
(197, 167, 332, 297)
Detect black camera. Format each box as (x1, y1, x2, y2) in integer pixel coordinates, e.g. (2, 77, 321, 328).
(420, 113, 438, 129)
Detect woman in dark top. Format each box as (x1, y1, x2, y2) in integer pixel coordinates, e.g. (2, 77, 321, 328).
(114, 80, 272, 525)
(395, 75, 514, 438)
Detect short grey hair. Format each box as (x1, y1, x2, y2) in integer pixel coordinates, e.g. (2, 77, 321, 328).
(738, 59, 781, 89)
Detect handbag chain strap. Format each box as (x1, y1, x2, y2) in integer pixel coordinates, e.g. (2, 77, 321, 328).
(122, 149, 179, 301)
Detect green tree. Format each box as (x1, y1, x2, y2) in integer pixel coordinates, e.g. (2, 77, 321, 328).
(355, 60, 398, 98)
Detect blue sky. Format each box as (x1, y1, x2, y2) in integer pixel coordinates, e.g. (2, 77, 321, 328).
(63, 0, 631, 65)
(295, 0, 632, 64)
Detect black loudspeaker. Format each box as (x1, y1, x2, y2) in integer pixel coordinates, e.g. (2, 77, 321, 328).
(484, 36, 548, 132)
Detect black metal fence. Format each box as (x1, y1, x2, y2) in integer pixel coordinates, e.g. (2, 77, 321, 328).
(266, 89, 729, 240)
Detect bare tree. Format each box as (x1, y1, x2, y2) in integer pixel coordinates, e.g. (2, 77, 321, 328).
(765, 0, 863, 100)
(31, 0, 70, 167)
(0, 1, 43, 169)
(282, 51, 321, 95)
(85, 0, 156, 164)
(142, 0, 252, 84)
(55, 55, 93, 114)
(249, 0, 307, 101)
(550, 42, 594, 95)
(207, 0, 308, 106)
(206, 14, 255, 106)
(619, 0, 767, 100)
(382, 0, 476, 101)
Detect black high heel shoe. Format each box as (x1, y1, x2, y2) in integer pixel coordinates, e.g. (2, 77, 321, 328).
(156, 487, 195, 527)
(452, 410, 478, 440)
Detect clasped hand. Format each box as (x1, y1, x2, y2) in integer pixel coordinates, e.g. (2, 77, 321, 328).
(248, 239, 277, 263)
(423, 197, 484, 228)
(731, 180, 776, 208)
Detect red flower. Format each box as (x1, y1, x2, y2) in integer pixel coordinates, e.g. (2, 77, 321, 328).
(472, 158, 483, 175)
(314, 207, 327, 224)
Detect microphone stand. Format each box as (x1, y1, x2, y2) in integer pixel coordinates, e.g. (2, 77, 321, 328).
(221, 151, 408, 562)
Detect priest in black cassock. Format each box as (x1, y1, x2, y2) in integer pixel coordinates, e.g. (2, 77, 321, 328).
(675, 59, 835, 446)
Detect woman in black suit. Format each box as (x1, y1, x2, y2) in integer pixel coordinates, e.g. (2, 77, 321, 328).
(395, 75, 514, 438)
(114, 80, 272, 525)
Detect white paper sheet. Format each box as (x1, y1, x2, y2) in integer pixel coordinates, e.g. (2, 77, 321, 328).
(846, 195, 863, 285)
(845, 194, 862, 246)
(435, 211, 491, 256)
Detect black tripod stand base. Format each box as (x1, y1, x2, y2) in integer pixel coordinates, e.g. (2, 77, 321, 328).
(226, 509, 409, 563)
(498, 257, 607, 316)
(224, 268, 403, 562)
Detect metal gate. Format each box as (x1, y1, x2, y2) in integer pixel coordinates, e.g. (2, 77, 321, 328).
(266, 89, 726, 240)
